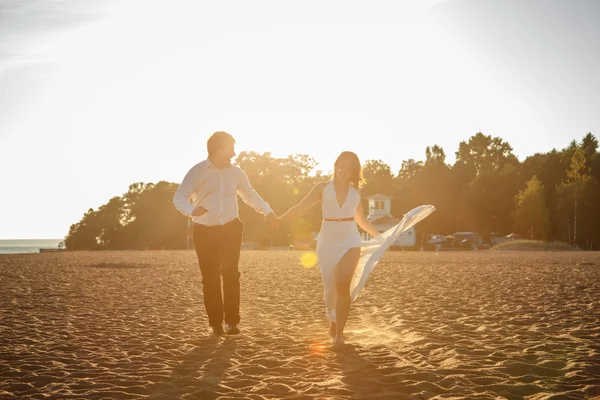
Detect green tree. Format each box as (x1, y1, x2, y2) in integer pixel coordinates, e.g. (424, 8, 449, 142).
(425, 145, 446, 166)
(581, 132, 598, 163)
(65, 208, 101, 250)
(398, 159, 424, 181)
(122, 182, 188, 249)
(94, 196, 126, 249)
(513, 176, 550, 239)
(398, 145, 452, 236)
(567, 147, 588, 245)
(63, 134, 600, 250)
(455, 132, 518, 174)
(467, 164, 524, 235)
(555, 146, 600, 248)
(234, 151, 326, 246)
(362, 160, 396, 218)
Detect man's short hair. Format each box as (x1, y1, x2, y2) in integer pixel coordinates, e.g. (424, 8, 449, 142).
(207, 131, 235, 156)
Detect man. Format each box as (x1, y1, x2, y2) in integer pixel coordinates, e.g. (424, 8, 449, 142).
(173, 131, 278, 335)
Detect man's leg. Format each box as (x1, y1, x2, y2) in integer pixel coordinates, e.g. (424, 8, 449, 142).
(219, 218, 243, 329)
(193, 223, 224, 330)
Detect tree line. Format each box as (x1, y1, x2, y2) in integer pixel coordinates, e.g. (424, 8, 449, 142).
(64, 132, 600, 250)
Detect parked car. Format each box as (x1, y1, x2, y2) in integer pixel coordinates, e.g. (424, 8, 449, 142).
(453, 232, 484, 249)
(241, 242, 266, 250)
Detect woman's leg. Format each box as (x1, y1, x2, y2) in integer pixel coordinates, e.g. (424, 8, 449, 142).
(318, 252, 337, 335)
(334, 247, 361, 344)
(329, 321, 336, 337)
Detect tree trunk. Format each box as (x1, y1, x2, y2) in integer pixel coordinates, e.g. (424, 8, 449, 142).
(574, 184, 578, 245)
(531, 219, 534, 239)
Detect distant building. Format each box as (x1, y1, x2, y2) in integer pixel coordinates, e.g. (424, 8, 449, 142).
(359, 194, 416, 247)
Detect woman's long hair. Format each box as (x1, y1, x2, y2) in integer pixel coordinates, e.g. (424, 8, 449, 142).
(334, 151, 364, 188)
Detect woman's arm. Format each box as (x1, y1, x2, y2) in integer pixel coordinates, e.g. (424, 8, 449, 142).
(279, 182, 327, 224)
(355, 190, 381, 238)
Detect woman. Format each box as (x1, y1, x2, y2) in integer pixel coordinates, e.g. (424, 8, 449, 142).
(278, 151, 381, 345)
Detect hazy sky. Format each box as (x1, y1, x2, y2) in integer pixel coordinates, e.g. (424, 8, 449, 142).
(1, 0, 599, 239)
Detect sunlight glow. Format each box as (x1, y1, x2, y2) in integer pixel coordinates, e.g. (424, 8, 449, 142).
(309, 341, 326, 355)
(1, 0, 591, 239)
(300, 251, 318, 268)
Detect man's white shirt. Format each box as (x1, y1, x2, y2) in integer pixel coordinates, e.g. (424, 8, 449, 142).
(173, 158, 272, 226)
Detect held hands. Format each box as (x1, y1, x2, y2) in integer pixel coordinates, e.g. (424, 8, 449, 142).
(265, 212, 280, 229)
(191, 206, 208, 217)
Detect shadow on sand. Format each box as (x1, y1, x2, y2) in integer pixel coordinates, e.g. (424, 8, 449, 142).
(156, 335, 237, 399)
(335, 343, 414, 400)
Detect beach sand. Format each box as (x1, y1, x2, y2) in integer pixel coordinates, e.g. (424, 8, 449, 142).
(1, 250, 599, 399)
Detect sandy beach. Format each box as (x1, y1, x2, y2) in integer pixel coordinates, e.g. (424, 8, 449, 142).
(1, 250, 599, 399)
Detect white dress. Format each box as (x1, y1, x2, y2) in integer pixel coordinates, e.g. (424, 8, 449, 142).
(316, 181, 435, 322)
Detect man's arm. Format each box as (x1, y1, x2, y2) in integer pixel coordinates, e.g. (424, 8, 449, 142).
(173, 165, 201, 217)
(236, 167, 273, 216)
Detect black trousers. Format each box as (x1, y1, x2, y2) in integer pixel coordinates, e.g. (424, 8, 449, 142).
(193, 218, 243, 327)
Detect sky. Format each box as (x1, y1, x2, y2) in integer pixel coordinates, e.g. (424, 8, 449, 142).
(1, 0, 599, 239)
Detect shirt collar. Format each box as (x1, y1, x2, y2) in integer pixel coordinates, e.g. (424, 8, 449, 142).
(206, 157, 232, 169)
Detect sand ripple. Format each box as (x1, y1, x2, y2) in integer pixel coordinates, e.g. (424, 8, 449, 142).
(1, 251, 599, 399)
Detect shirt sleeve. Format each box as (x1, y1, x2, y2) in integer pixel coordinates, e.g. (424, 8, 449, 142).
(173, 165, 199, 217)
(236, 167, 273, 216)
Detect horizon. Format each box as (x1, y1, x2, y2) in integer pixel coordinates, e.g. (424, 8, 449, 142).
(0, 239, 63, 242)
(0, 239, 63, 249)
(1, 0, 599, 239)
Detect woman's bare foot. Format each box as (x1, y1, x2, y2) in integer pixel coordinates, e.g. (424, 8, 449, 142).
(334, 335, 345, 345)
(329, 321, 336, 338)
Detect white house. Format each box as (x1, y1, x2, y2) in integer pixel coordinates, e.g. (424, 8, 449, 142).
(359, 194, 416, 247)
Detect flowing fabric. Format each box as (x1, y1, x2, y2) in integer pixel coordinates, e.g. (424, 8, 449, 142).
(316, 180, 435, 321)
(349, 204, 436, 301)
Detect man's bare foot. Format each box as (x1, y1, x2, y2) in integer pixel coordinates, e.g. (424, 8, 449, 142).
(334, 335, 345, 345)
(329, 322, 336, 338)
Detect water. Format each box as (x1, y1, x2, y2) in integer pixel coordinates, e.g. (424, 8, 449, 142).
(0, 240, 62, 255)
